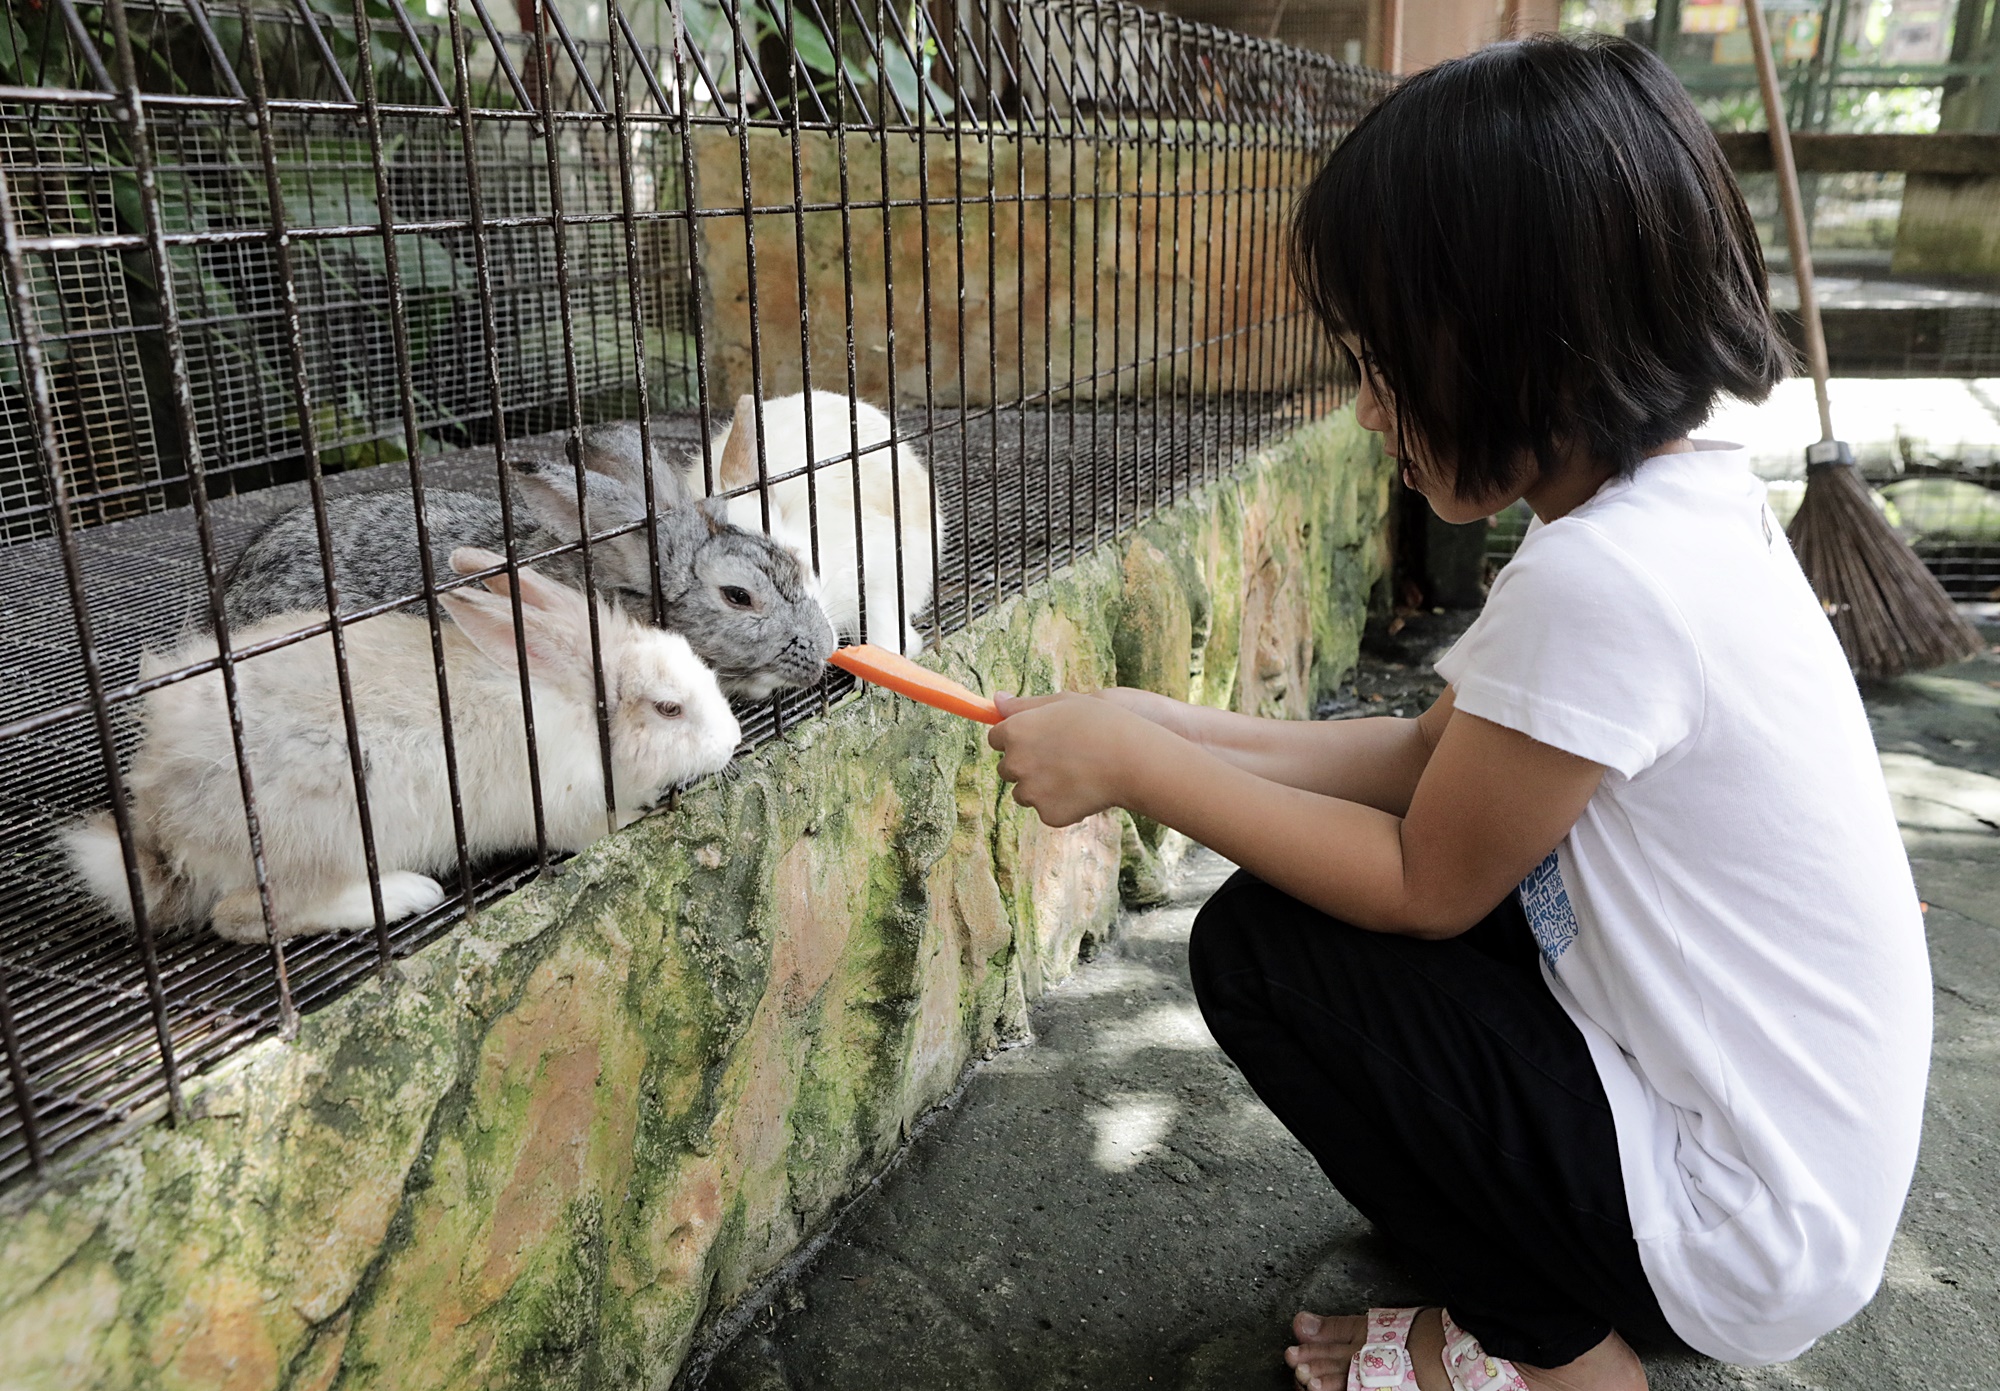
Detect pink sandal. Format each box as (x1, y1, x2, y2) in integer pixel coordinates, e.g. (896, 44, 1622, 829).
(1344, 1308, 1533, 1391)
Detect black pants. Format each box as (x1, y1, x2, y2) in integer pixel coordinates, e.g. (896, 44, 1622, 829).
(1189, 870, 1677, 1368)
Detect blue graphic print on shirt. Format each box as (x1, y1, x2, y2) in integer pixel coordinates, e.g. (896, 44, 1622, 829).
(1518, 850, 1578, 964)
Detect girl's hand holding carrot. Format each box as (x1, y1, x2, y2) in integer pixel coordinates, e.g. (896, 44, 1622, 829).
(986, 692, 1169, 828)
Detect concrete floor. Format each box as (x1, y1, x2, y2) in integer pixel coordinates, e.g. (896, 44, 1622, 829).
(701, 612, 2000, 1391)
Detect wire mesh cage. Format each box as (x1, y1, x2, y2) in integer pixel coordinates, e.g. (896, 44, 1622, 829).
(0, 0, 1390, 1190)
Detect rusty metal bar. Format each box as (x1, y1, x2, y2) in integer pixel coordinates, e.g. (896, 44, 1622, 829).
(236, 0, 391, 972)
(348, 0, 480, 916)
(447, 0, 553, 872)
(524, 0, 622, 829)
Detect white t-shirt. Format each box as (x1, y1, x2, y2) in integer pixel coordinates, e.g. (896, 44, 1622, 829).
(1435, 443, 1932, 1365)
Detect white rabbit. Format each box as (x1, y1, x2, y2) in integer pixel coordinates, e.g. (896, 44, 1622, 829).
(697, 391, 936, 656)
(63, 548, 740, 943)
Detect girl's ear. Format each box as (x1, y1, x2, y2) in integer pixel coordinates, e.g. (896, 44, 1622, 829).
(716, 394, 759, 492)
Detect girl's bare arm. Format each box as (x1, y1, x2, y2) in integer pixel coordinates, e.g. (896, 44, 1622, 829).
(1092, 686, 1452, 817)
(988, 693, 1602, 939)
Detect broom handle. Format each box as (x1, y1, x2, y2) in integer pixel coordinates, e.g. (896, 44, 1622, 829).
(1743, 0, 1835, 443)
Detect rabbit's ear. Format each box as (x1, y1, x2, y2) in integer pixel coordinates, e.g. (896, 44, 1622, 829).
(443, 548, 595, 677)
(579, 422, 646, 485)
(716, 394, 759, 492)
(514, 462, 647, 541)
(647, 452, 696, 512)
(583, 422, 689, 507)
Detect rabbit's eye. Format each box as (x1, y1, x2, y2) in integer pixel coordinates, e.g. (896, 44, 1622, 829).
(720, 585, 755, 610)
(654, 700, 683, 720)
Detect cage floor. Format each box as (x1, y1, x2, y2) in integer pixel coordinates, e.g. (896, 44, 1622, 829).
(0, 393, 1307, 1189)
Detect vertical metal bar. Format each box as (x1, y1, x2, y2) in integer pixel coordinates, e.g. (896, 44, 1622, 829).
(1211, 28, 1233, 473)
(1248, 47, 1280, 445)
(606, 4, 665, 629)
(0, 962, 43, 1173)
(781, 0, 827, 625)
(1108, 2, 1126, 540)
(522, 0, 624, 823)
(982, 0, 1001, 608)
(447, 1, 553, 871)
(874, 0, 911, 655)
(728, 2, 773, 533)
(1216, 32, 1232, 475)
(1145, 7, 1165, 517)
(1186, 20, 1208, 487)
(727, 0, 785, 736)
(237, 0, 391, 969)
(1037, 0, 1055, 583)
(661, 0, 722, 499)
(105, 0, 306, 1032)
(800, 0, 875, 120)
(1170, 17, 1186, 480)
(0, 162, 189, 1108)
(1013, 0, 1030, 595)
(1280, 54, 1302, 433)
(348, 0, 485, 891)
(909, 3, 941, 644)
(1085, 0, 1105, 551)
(946, 4, 972, 626)
(1060, 0, 1081, 567)
(826, 0, 878, 661)
(1259, 42, 1276, 444)
(716, 0, 788, 121)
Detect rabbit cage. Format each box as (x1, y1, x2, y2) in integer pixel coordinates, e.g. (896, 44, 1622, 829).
(0, 0, 1389, 1189)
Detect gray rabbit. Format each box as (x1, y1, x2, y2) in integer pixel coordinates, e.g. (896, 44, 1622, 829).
(223, 423, 837, 700)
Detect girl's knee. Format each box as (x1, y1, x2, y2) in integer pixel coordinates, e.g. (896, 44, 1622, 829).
(1188, 868, 1269, 993)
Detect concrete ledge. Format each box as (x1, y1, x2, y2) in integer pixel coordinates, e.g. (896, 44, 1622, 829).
(0, 411, 1388, 1391)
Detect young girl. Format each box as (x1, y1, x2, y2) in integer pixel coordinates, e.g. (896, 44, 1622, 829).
(987, 36, 1930, 1391)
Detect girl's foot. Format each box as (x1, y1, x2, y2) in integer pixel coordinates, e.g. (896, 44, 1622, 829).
(1284, 1309, 1648, 1391)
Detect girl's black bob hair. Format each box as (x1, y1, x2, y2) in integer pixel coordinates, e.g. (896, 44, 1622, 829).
(1292, 36, 1791, 500)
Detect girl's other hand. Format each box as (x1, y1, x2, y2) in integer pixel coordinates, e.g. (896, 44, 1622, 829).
(989, 692, 1163, 827)
(1087, 686, 1196, 741)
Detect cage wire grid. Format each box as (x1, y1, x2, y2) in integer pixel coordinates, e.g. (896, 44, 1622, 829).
(0, 0, 1389, 1189)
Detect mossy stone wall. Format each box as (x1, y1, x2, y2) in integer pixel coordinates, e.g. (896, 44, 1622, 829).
(0, 411, 1388, 1391)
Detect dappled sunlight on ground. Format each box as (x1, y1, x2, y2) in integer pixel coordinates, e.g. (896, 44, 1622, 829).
(1090, 1094, 1181, 1173)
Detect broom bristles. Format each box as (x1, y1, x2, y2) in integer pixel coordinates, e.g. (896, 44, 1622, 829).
(1785, 461, 1983, 679)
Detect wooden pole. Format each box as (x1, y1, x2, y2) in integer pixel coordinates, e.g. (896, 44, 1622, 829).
(1743, 0, 1835, 443)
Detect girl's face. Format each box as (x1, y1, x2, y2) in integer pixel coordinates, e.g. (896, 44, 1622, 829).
(1342, 335, 1527, 526)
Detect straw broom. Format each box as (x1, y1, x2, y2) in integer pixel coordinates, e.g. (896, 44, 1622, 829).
(1741, 0, 1981, 677)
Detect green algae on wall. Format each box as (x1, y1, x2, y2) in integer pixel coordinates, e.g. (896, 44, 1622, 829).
(0, 410, 1389, 1391)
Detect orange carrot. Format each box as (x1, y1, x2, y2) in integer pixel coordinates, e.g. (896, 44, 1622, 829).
(829, 644, 1001, 724)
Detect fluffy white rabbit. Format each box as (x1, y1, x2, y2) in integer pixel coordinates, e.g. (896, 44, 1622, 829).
(64, 548, 740, 942)
(696, 391, 936, 656)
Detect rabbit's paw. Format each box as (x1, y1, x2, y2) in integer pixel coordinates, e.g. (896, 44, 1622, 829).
(287, 873, 447, 936)
(210, 889, 284, 943)
(372, 872, 449, 924)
